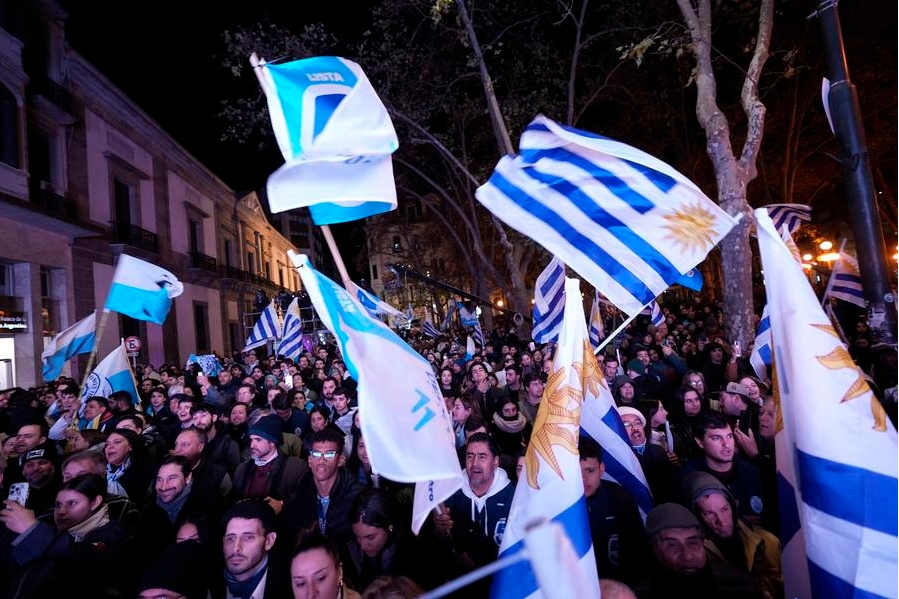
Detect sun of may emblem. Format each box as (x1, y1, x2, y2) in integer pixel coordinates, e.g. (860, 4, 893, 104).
(812, 323, 887, 431)
(525, 341, 599, 489)
(661, 201, 718, 253)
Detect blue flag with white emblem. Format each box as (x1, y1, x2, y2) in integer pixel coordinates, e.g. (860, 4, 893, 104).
(255, 55, 399, 224)
(475, 115, 738, 317)
(288, 251, 462, 532)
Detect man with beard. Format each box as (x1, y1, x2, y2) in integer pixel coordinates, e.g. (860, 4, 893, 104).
(172, 428, 232, 513)
(216, 369, 241, 405)
(16, 442, 63, 515)
(222, 500, 291, 599)
(232, 414, 307, 510)
(191, 402, 241, 475)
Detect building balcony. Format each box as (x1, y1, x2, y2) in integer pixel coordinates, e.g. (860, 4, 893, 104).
(29, 183, 77, 219)
(109, 221, 158, 254)
(190, 251, 218, 273)
(220, 264, 249, 281)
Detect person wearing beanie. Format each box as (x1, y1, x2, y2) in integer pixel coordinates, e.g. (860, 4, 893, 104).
(138, 539, 210, 599)
(232, 412, 308, 512)
(632, 502, 764, 599)
(683, 472, 783, 598)
(617, 406, 676, 503)
(18, 441, 63, 514)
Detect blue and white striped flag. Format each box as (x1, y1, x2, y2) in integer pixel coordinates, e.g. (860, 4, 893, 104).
(105, 254, 183, 325)
(278, 298, 305, 360)
(441, 299, 458, 331)
(756, 208, 897, 599)
(825, 251, 866, 308)
(491, 277, 600, 599)
(254, 55, 399, 224)
(588, 291, 604, 349)
(475, 115, 738, 317)
(243, 301, 281, 352)
(764, 203, 812, 236)
(473, 320, 485, 349)
(42, 311, 97, 382)
(288, 251, 462, 533)
(531, 256, 565, 344)
(749, 305, 772, 386)
(422, 319, 441, 339)
(346, 280, 406, 320)
(650, 300, 665, 328)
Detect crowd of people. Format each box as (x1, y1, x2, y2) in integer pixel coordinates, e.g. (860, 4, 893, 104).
(0, 298, 887, 598)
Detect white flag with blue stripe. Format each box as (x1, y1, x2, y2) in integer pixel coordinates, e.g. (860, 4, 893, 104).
(42, 311, 96, 382)
(288, 251, 462, 532)
(531, 256, 565, 344)
(825, 251, 866, 308)
(491, 277, 600, 599)
(475, 115, 738, 317)
(764, 203, 812, 236)
(588, 291, 604, 349)
(422, 319, 442, 339)
(278, 298, 305, 360)
(473, 320, 485, 349)
(346, 280, 406, 320)
(756, 208, 897, 599)
(750, 305, 772, 386)
(243, 301, 281, 352)
(105, 254, 183, 325)
(80, 342, 140, 405)
(650, 300, 665, 328)
(255, 55, 399, 224)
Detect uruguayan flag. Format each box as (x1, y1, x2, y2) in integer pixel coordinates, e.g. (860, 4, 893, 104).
(588, 291, 603, 349)
(422, 319, 442, 339)
(255, 55, 399, 224)
(756, 208, 897, 599)
(491, 277, 600, 599)
(476, 115, 738, 317)
(80, 342, 140, 405)
(675, 268, 703, 291)
(288, 251, 462, 532)
(826, 251, 866, 308)
(531, 256, 565, 344)
(105, 254, 183, 325)
(650, 300, 665, 328)
(473, 320, 485, 349)
(750, 305, 772, 385)
(764, 203, 812, 236)
(244, 301, 281, 352)
(278, 298, 304, 360)
(42, 311, 97, 381)
(346, 280, 406, 320)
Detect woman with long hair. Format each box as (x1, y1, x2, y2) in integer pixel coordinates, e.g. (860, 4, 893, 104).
(104, 429, 154, 508)
(290, 530, 361, 599)
(636, 399, 678, 465)
(450, 395, 480, 449)
(668, 384, 707, 462)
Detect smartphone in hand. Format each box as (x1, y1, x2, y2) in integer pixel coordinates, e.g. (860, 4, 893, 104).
(7, 482, 29, 507)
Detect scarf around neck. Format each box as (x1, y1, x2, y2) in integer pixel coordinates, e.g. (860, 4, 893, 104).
(492, 412, 526, 434)
(68, 504, 110, 541)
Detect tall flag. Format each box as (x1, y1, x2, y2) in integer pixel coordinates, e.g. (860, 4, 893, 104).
(288, 251, 461, 532)
(588, 291, 604, 349)
(441, 299, 458, 331)
(649, 300, 665, 328)
(824, 251, 866, 308)
(531, 256, 565, 344)
(475, 115, 738, 317)
(749, 305, 772, 386)
(278, 298, 305, 360)
(764, 203, 812, 236)
(253, 55, 399, 224)
(491, 277, 601, 599)
(346, 280, 406, 320)
(105, 254, 183, 325)
(756, 208, 897, 599)
(243, 301, 281, 352)
(422, 319, 442, 339)
(80, 342, 140, 405)
(41, 311, 97, 381)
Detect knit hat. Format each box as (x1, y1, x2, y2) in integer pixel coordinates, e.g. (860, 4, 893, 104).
(682, 471, 733, 506)
(626, 358, 645, 375)
(616, 406, 646, 428)
(645, 502, 701, 538)
(137, 540, 209, 599)
(248, 414, 283, 446)
(611, 375, 633, 395)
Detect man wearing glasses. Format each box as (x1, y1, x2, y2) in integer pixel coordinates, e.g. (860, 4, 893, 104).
(280, 428, 364, 550)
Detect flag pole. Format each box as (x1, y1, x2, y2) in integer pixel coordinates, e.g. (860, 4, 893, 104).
(594, 303, 647, 355)
(419, 549, 529, 599)
(819, 238, 847, 307)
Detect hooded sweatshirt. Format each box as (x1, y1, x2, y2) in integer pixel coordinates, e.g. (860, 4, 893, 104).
(445, 467, 515, 552)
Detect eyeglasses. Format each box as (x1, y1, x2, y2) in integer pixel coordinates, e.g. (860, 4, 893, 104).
(309, 450, 339, 460)
(622, 422, 640, 430)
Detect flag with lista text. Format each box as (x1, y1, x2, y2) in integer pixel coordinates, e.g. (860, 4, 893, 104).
(278, 298, 305, 360)
(531, 256, 565, 344)
(491, 277, 600, 599)
(80, 342, 140, 405)
(825, 251, 866, 308)
(288, 251, 462, 533)
(475, 115, 738, 317)
(244, 301, 281, 352)
(42, 311, 97, 381)
(105, 254, 183, 324)
(255, 56, 399, 224)
(756, 208, 897, 599)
